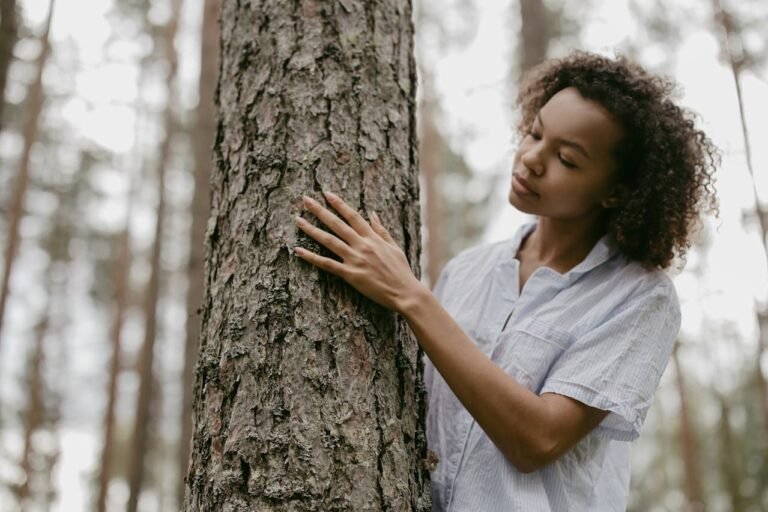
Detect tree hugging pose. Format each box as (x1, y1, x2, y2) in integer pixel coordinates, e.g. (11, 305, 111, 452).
(294, 51, 718, 511)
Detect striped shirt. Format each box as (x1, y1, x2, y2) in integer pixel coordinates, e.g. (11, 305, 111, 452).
(424, 221, 681, 511)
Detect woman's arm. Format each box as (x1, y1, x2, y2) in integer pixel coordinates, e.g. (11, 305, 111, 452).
(294, 191, 608, 472)
(398, 284, 607, 473)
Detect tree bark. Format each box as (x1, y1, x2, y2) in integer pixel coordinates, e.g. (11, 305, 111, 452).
(177, 0, 219, 507)
(184, 1, 429, 510)
(672, 345, 706, 512)
(0, 0, 53, 350)
(0, 0, 17, 132)
(126, 0, 182, 510)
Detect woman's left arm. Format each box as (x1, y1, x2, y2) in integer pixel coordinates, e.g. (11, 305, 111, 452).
(294, 192, 608, 473)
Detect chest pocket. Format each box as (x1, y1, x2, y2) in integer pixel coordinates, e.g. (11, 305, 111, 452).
(490, 317, 574, 393)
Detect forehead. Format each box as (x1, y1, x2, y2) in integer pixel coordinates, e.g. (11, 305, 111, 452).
(539, 87, 624, 159)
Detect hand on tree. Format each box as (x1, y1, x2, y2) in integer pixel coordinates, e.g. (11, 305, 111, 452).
(294, 191, 424, 312)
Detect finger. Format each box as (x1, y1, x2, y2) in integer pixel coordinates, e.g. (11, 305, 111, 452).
(323, 191, 375, 237)
(371, 211, 398, 247)
(294, 246, 347, 276)
(303, 195, 358, 244)
(296, 216, 350, 258)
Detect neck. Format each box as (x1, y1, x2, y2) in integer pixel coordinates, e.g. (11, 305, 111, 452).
(521, 216, 608, 271)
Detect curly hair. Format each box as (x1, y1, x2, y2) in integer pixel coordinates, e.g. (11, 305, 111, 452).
(515, 51, 719, 270)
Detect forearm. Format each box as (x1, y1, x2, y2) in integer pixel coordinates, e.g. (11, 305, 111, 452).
(399, 284, 557, 472)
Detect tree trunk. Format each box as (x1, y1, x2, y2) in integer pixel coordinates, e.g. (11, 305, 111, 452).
(16, 297, 48, 509)
(518, 0, 552, 74)
(672, 345, 706, 511)
(177, 0, 219, 507)
(717, 395, 743, 512)
(126, 0, 182, 510)
(0, 0, 17, 132)
(711, 0, 768, 450)
(0, 0, 53, 350)
(95, 218, 132, 512)
(184, 1, 429, 510)
(419, 98, 444, 287)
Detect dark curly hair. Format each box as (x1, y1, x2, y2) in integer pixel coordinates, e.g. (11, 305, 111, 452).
(515, 51, 719, 270)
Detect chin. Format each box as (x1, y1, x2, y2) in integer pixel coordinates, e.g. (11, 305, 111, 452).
(508, 189, 534, 214)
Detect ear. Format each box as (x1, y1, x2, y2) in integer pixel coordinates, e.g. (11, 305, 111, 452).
(601, 185, 626, 209)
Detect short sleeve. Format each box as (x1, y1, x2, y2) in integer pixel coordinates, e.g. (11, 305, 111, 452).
(540, 281, 681, 441)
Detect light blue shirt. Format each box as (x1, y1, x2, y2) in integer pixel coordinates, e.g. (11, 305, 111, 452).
(424, 221, 681, 511)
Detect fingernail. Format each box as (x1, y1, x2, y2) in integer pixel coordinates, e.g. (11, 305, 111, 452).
(372, 211, 379, 222)
(323, 190, 336, 200)
(302, 195, 313, 206)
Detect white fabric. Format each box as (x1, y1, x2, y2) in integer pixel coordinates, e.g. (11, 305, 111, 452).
(424, 221, 681, 511)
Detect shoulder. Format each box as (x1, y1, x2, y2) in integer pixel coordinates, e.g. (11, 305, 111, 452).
(431, 239, 515, 301)
(441, 238, 515, 277)
(563, 252, 681, 337)
(603, 255, 681, 324)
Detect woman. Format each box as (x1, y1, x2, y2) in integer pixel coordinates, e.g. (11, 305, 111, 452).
(294, 51, 718, 511)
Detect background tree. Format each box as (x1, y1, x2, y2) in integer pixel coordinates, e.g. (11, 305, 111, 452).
(126, 0, 183, 510)
(0, 0, 52, 349)
(0, 0, 17, 132)
(177, 0, 219, 507)
(184, 0, 429, 509)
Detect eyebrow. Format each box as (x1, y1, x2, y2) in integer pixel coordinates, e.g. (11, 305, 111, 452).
(536, 112, 592, 160)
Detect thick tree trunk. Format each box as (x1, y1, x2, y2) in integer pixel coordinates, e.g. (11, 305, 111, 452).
(0, 0, 53, 349)
(672, 346, 706, 511)
(177, 0, 219, 507)
(126, 0, 182, 510)
(0, 0, 17, 131)
(184, 1, 428, 510)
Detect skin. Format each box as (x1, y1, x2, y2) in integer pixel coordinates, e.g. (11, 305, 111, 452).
(294, 87, 627, 473)
(510, 87, 625, 290)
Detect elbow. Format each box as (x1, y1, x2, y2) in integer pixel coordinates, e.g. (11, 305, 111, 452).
(504, 436, 560, 474)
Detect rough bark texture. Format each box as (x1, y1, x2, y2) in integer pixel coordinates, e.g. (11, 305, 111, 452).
(184, 0, 429, 510)
(177, 0, 219, 507)
(0, 0, 53, 349)
(126, 1, 182, 510)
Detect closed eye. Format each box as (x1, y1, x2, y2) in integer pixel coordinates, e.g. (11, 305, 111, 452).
(559, 155, 577, 168)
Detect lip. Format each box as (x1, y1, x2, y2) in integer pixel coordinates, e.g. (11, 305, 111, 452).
(512, 174, 538, 196)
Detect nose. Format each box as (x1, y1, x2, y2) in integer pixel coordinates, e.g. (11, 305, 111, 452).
(520, 143, 544, 176)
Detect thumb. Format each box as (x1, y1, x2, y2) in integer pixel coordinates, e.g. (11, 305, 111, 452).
(371, 211, 398, 247)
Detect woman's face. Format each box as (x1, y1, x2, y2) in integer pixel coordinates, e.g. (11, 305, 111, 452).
(509, 87, 625, 224)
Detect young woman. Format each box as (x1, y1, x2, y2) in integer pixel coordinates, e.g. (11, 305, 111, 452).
(294, 51, 718, 511)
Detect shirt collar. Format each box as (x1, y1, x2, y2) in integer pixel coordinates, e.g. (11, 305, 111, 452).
(507, 220, 621, 279)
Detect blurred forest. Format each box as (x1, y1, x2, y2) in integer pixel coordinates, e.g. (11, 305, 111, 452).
(0, 0, 766, 510)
